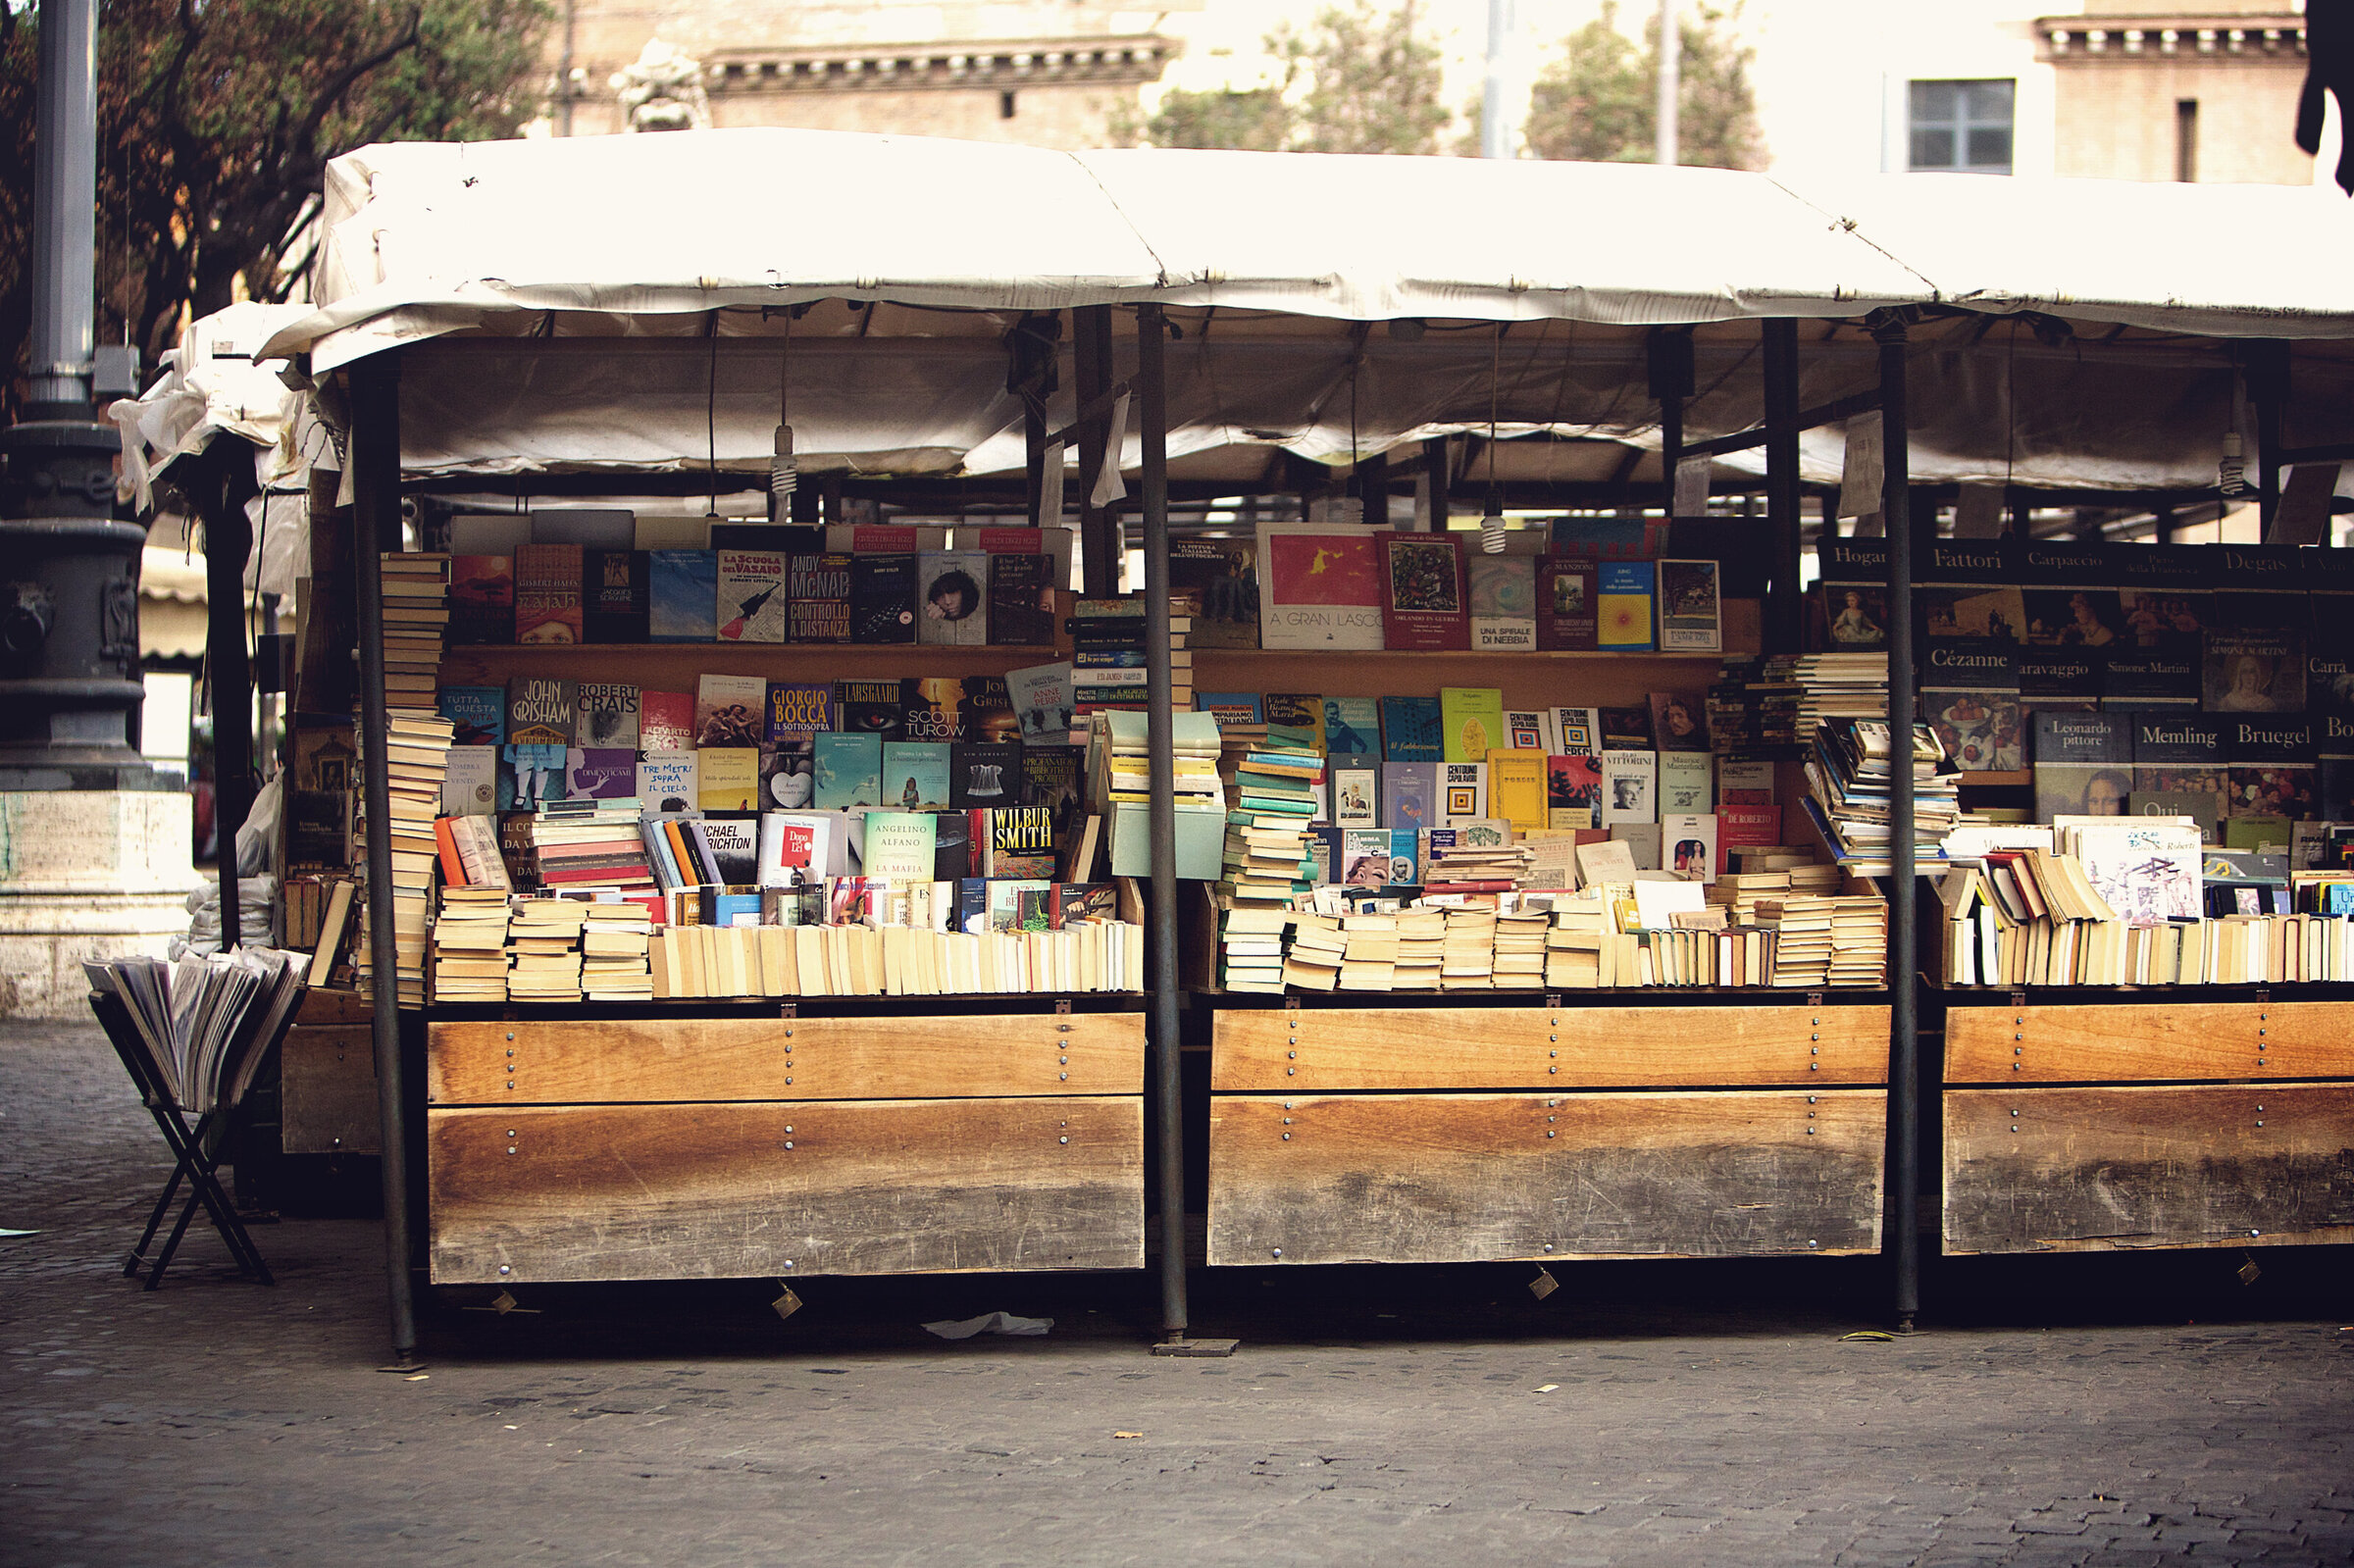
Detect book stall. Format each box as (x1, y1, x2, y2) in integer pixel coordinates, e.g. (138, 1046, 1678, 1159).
(125, 131, 2354, 1358)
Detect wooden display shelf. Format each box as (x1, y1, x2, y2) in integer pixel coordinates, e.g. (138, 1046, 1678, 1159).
(1952, 770, 2030, 788)
(424, 1008, 1147, 1285)
(1939, 996, 2354, 1254)
(437, 640, 1066, 687)
(1203, 1000, 1890, 1268)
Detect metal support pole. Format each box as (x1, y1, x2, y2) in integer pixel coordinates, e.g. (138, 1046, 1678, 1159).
(1763, 320, 1804, 653)
(27, 0, 98, 419)
(1023, 398, 1047, 529)
(1356, 448, 1386, 527)
(1872, 312, 1919, 1333)
(1138, 304, 1188, 1342)
(1422, 435, 1450, 531)
(1655, 0, 1679, 168)
(194, 445, 257, 949)
(1077, 305, 1118, 597)
(349, 356, 418, 1363)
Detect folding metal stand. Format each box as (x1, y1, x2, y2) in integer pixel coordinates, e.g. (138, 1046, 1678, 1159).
(89, 988, 286, 1289)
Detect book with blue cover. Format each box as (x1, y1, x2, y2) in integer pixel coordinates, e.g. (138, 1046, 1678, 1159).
(813, 732, 882, 810)
(880, 740, 952, 809)
(648, 549, 718, 641)
(437, 685, 505, 747)
(1379, 695, 1442, 761)
(1323, 696, 1382, 757)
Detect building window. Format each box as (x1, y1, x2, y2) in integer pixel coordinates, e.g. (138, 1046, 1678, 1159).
(1910, 79, 2014, 174)
(999, 89, 1017, 120)
(2175, 99, 2199, 182)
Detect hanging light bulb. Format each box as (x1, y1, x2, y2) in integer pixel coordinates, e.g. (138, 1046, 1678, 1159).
(771, 422, 798, 499)
(1480, 513, 1508, 553)
(2218, 431, 2252, 501)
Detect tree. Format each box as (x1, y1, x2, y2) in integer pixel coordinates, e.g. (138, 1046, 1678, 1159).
(0, 0, 550, 420)
(1278, 1, 1450, 156)
(1132, 85, 1291, 153)
(1520, 0, 1764, 169)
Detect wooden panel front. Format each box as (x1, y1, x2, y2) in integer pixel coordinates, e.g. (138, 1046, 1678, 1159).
(1946, 1002, 2354, 1084)
(1211, 1005, 1887, 1092)
(1206, 1089, 1883, 1266)
(281, 1025, 382, 1154)
(1944, 1084, 2354, 1254)
(428, 1014, 1145, 1105)
(428, 1096, 1143, 1283)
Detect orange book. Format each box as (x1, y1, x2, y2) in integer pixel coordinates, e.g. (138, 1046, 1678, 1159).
(433, 817, 468, 886)
(663, 818, 703, 885)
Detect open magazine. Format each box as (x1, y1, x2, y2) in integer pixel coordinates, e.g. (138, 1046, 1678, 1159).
(84, 948, 306, 1115)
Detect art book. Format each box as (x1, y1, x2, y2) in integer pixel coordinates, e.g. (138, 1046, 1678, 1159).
(2204, 626, 2307, 715)
(1649, 691, 1709, 753)
(582, 548, 649, 643)
(647, 549, 718, 642)
(576, 683, 640, 750)
(512, 542, 583, 644)
(448, 555, 514, 645)
(639, 690, 696, 750)
(1255, 522, 1384, 650)
(1374, 531, 1470, 651)
(694, 675, 767, 747)
(788, 552, 854, 642)
(1922, 641, 2022, 772)
(1467, 554, 1537, 651)
(716, 550, 789, 642)
(1535, 556, 1599, 651)
(2227, 718, 2318, 821)
(917, 551, 992, 645)
(2031, 710, 2133, 823)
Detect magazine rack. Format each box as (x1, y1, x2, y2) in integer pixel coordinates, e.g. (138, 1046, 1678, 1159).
(89, 987, 298, 1289)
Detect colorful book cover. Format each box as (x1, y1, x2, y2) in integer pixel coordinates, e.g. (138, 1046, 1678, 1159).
(1662, 812, 1720, 882)
(636, 750, 698, 813)
(1535, 557, 1599, 652)
(1599, 705, 1654, 749)
(900, 676, 987, 744)
(986, 551, 1055, 645)
(1547, 753, 1602, 830)
(760, 742, 815, 810)
(1378, 695, 1443, 761)
(787, 552, 853, 643)
(1649, 691, 1710, 753)
(1467, 554, 1537, 652)
(987, 806, 1058, 880)
(647, 550, 718, 642)
(2031, 710, 2133, 822)
(1547, 516, 1666, 561)
(695, 747, 759, 811)
(639, 690, 696, 750)
(715, 549, 789, 642)
(1601, 749, 1658, 825)
(1341, 828, 1406, 887)
(1254, 522, 1383, 651)
(2021, 587, 2127, 648)
(1487, 749, 1547, 834)
(1504, 710, 1550, 751)
(694, 674, 767, 747)
(499, 743, 568, 810)
(813, 732, 882, 810)
(576, 683, 640, 749)
(566, 747, 638, 799)
(437, 685, 505, 747)
(2203, 626, 2307, 714)
(512, 542, 584, 644)
(1375, 531, 1470, 652)
(1597, 560, 1657, 652)
(448, 555, 514, 645)
(1323, 696, 1382, 757)
(880, 741, 952, 809)
(1441, 761, 1488, 825)
(2130, 714, 2227, 798)
(1818, 582, 1890, 652)
(1439, 686, 1505, 764)
(1169, 535, 1259, 647)
(1053, 882, 1119, 928)
(850, 554, 919, 643)
(504, 676, 577, 747)
(1655, 558, 1722, 653)
(2227, 718, 2319, 821)
(764, 682, 832, 743)
(1262, 692, 1326, 752)
(1008, 662, 1077, 744)
(835, 679, 905, 743)
(861, 811, 940, 883)
(950, 740, 1025, 809)
(1022, 744, 1087, 842)
(1331, 765, 1379, 826)
(1199, 692, 1264, 731)
(918, 551, 992, 646)
(1552, 706, 1601, 756)
(581, 548, 649, 643)
(986, 879, 1057, 935)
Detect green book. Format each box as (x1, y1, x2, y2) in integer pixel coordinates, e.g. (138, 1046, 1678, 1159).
(1440, 686, 1506, 764)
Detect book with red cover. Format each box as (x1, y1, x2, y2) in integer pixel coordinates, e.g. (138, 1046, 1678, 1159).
(433, 818, 468, 885)
(449, 555, 514, 645)
(1375, 531, 1470, 652)
(638, 690, 696, 750)
(513, 543, 584, 644)
(1536, 556, 1600, 651)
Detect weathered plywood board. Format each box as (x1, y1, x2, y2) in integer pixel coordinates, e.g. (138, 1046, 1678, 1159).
(1205, 1089, 1883, 1266)
(1211, 1005, 1887, 1092)
(1944, 1084, 2354, 1253)
(428, 1014, 1145, 1105)
(428, 1096, 1143, 1283)
(280, 1025, 381, 1155)
(1946, 1002, 2354, 1084)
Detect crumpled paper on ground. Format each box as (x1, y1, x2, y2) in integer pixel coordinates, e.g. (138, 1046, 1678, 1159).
(922, 1311, 1053, 1340)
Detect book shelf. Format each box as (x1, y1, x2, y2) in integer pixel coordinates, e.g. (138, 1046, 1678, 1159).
(1200, 992, 1891, 1267)
(423, 996, 1147, 1284)
(1932, 986, 2354, 1255)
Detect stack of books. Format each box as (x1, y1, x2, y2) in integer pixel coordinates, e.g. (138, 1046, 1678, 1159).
(526, 797, 657, 892)
(1424, 840, 1536, 893)
(1281, 911, 1344, 990)
(1392, 907, 1446, 989)
(581, 903, 655, 1000)
(1826, 893, 1892, 988)
(1789, 652, 1890, 739)
(1337, 912, 1399, 991)
(1545, 893, 1612, 987)
(648, 918, 1146, 997)
(1441, 903, 1499, 988)
(1803, 718, 1960, 877)
(431, 888, 511, 1002)
(1754, 892, 1889, 988)
(353, 711, 454, 1008)
(506, 898, 588, 1000)
(1091, 709, 1222, 808)
(1069, 598, 1149, 724)
(1706, 654, 1806, 757)
(1216, 905, 1291, 993)
(379, 553, 450, 718)
(1212, 724, 1319, 993)
(1708, 860, 1842, 923)
(1492, 908, 1550, 988)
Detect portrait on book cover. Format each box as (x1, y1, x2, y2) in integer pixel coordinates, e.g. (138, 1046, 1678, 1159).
(1821, 585, 1886, 648)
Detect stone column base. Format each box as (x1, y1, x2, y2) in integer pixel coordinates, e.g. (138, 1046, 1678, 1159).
(0, 791, 203, 1019)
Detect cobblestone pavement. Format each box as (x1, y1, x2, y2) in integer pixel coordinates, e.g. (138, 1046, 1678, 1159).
(4, 1018, 2352, 1567)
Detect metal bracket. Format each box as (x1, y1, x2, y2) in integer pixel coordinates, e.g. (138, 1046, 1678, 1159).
(1283, 996, 1302, 1012)
(2009, 990, 2028, 1011)
(1806, 990, 1825, 1009)
(779, 1000, 796, 1019)
(1054, 997, 1073, 1016)
(1544, 992, 1561, 1009)
(2254, 988, 2272, 1007)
